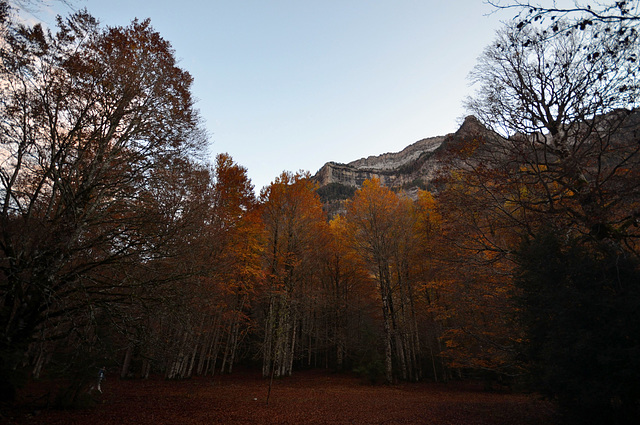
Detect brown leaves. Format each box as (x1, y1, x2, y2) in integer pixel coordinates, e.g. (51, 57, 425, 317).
(13, 371, 557, 425)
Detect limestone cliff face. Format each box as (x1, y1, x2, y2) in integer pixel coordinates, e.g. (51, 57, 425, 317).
(314, 116, 487, 192)
(348, 136, 444, 171)
(314, 109, 640, 213)
(314, 136, 443, 189)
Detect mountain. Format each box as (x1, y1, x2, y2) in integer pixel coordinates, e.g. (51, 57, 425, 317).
(313, 107, 640, 206)
(313, 115, 490, 203)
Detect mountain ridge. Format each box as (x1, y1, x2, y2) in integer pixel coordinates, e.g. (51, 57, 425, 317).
(313, 115, 488, 195)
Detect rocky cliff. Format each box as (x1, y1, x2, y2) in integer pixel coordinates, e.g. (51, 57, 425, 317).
(314, 136, 443, 190)
(314, 108, 640, 214)
(314, 115, 489, 199)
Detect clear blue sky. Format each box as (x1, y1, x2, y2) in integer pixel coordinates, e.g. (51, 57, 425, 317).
(35, 0, 512, 193)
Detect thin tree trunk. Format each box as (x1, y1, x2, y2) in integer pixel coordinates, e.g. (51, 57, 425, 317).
(186, 341, 199, 378)
(32, 345, 46, 379)
(262, 296, 277, 377)
(287, 318, 297, 376)
(220, 323, 233, 374)
(205, 314, 222, 376)
(196, 328, 212, 376)
(209, 326, 222, 376)
(429, 339, 439, 382)
(121, 345, 133, 379)
(227, 324, 239, 374)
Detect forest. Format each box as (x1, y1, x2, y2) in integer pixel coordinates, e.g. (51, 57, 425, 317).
(1, 1, 639, 424)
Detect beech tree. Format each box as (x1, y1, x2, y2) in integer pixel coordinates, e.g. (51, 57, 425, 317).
(346, 179, 398, 383)
(411, 190, 449, 382)
(119, 153, 261, 381)
(0, 9, 205, 399)
(259, 171, 326, 378)
(459, 20, 640, 273)
(203, 154, 260, 376)
(185, 154, 260, 378)
(345, 179, 427, 383)
(459, 8, 640, 421)
(320, 215, 378, 372)
(407, 164, 523, 381)
(466, 10, 640, 244)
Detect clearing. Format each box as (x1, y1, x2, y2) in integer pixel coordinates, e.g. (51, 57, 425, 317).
(5, 369, 557, 424)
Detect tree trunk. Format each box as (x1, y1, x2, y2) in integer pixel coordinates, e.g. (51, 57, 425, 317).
(121, 345, 133, 379)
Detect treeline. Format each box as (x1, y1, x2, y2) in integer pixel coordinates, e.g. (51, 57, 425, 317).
(0, 6, 463, 404)
(0, 4, 513, 397)
(1, 1, 640, 424)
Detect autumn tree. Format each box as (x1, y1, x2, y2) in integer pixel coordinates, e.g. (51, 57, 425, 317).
(140, 153, 262, 381)
(465, 17, 640, 246)
(411, 190, 449, 382)
(346, 179, 398, 383)
(345, 179, 428, 383)
(406, 158, 523, 382)
(458, 8, 640, 420)
(259, 171, 327, 378)
(317, 215, 379, 373)
(112, 156, 214, 380)
(177, 153, 261, 379)
(0, 9, 206, 400)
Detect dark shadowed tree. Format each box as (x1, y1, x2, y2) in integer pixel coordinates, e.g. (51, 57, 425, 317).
(516, 229, 640, 424)
(459, 10, 640, 422)
(345, 179, 428, 383)
(488, 0, 640, 33)
(0, 9, 205, 400)
(465, 18, 640, 250)
(259, 171, 326, 379)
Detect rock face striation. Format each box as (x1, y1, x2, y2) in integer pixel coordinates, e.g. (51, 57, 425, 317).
(314, 108, 640, 215)
(314, 136, 444, 190)
(313, 115, 488, 197)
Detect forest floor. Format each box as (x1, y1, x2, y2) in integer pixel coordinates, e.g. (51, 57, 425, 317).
(3, 369, 558, 425)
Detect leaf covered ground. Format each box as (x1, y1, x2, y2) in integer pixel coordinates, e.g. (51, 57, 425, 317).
(5, 370, 558, 425)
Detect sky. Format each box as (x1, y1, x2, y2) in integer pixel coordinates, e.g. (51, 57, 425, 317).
(28, 0, 514, 193)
